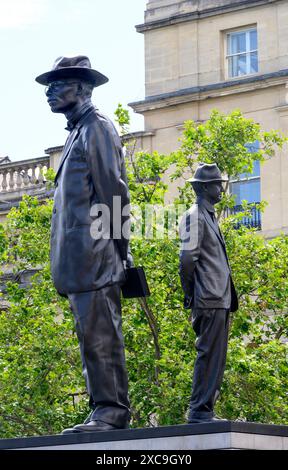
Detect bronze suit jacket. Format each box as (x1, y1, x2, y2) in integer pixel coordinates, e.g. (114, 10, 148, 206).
(179, 198, 238, 312)
(50, 105, 130, 295)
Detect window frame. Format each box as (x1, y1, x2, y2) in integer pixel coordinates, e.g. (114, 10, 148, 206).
(226, 26, 258, 79)
(229, 177, 261, 205)
(229, 153, 261, 229)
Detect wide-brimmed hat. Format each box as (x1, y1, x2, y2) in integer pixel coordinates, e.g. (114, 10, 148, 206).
(35, 55, 108, 87)
(188, 163, 228, 183)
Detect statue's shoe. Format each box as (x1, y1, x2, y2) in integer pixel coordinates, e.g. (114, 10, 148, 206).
(188, 417, 228, 424)
(83, 410, 93, 424)
(62, 419, 122, 434)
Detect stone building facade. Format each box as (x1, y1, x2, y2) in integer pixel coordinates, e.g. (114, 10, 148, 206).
(129, 0, 288, 237)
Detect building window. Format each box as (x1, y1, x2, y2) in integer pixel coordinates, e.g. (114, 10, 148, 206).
(227, 28, 258, 78)
(229, 142, 261, 229)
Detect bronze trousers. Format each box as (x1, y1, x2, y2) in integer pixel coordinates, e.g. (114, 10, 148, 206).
(188, 308, 230, 421)
(68, 284, 130, 428)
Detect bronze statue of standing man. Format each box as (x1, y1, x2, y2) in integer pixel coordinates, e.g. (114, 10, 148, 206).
(179, 163, 238, 423)
(36, 56, 131, 433)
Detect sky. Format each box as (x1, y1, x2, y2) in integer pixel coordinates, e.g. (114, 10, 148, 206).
(0, 0, 146, 161)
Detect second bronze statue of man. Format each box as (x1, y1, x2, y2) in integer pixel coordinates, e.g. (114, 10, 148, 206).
(179, 163, 238, 423)
(36, 56, 131, 433)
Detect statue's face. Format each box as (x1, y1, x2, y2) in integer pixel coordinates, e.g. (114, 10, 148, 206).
(45, 80, 79, 114)
(205, 181, 224, 204)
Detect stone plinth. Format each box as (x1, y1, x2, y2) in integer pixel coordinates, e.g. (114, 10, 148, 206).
(0, 422, 287, 450)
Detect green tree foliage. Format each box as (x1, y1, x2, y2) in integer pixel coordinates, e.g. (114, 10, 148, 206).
(218, 218, 288, 423)
(114, 103, 131, 136)
(0, 196, 88, 437)
(122, 145, 193, 426)
(0, 109, 287, 438)
(171, 108, 286, 211)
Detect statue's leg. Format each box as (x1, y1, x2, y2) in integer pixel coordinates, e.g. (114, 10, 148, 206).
(188, 308, 230, 423)
(67, 285, 130, 429)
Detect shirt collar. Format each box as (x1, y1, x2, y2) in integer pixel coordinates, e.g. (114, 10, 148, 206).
(65, 102, 94, 131)
(197, 197, 215, 213)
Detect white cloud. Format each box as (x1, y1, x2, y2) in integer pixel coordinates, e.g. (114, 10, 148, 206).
(0, 0, 47, 29)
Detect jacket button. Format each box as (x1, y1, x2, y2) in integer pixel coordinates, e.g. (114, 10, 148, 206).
(53, 208, 57, 214)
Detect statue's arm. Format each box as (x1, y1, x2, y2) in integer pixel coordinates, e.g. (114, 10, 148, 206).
(179, 208, 203, 308)
(84, 120, 130, 261)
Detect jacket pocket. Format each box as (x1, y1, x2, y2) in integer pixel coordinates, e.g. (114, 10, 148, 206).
(196, 271, 229, 300)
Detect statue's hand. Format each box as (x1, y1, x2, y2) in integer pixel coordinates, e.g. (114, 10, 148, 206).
(126, 252, 134, 269)
(184, 295, 193, 309)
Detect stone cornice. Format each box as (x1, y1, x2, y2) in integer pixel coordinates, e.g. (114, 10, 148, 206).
(121, 130, 155, 142)
(136, 0, 280, 33)
(129, 69, 288, 112)
(275, 104, 288, 113)
(45, 145, 64, 154)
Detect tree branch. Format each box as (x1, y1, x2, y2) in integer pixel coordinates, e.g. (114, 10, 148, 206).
(139, 297, 161, 384)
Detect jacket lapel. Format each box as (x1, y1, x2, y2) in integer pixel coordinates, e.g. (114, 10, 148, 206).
(202, 208, 225, 247)
(202, 208, 231, 269)
(55, 127, 80, 181)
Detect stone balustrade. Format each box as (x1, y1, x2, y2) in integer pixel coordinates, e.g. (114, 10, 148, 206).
(0, 156, 49, 194)
(0, 156, 51, 221)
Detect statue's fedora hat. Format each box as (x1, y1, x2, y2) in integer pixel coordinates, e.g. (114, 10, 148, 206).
(35, 55, 108, 87)
(188, 163, 228, 183)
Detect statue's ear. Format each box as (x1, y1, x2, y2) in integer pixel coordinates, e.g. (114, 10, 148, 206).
(76, 83, 84, 96)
